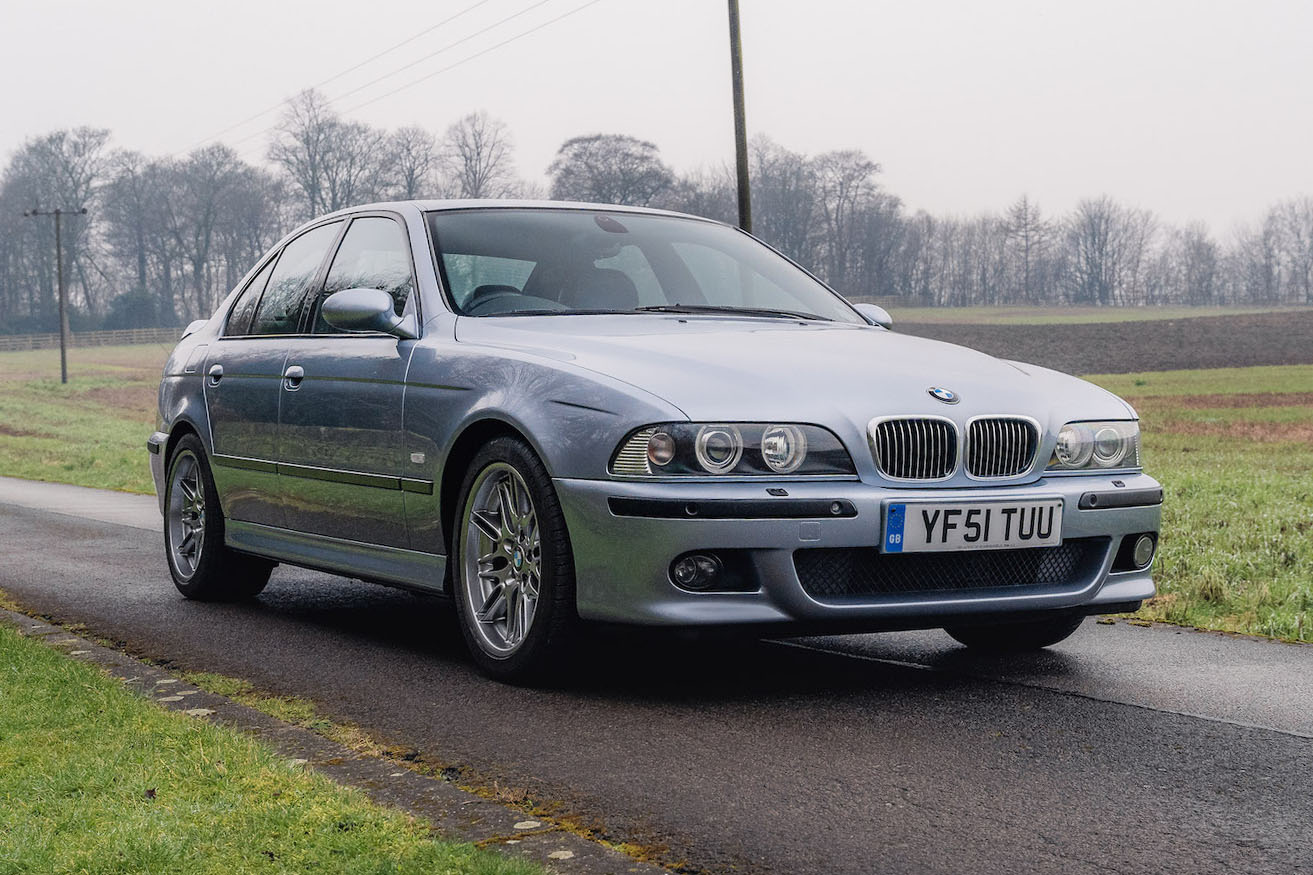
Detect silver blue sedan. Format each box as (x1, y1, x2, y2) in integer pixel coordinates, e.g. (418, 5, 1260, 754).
(148, 201, 1162, 681)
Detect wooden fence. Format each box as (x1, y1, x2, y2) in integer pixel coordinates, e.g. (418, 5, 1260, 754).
(0, 327, 183, 352)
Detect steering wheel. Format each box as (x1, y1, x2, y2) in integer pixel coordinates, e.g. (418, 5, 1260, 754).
(463, 284, 526, 315)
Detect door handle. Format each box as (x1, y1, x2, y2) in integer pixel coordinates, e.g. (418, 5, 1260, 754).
(283, 365, 305, 389)
(207, 363, 223, 385)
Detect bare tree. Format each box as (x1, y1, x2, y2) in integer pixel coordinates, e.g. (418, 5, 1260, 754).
(749, 136, 820, 267)
(813, 150, 881, 291)
(1003, 195, 1051, 303)
(440, 111, 518, 199)
(388, 126, 439, 200)
(267, 91, 336, 219)
(548, 134, 673, 206)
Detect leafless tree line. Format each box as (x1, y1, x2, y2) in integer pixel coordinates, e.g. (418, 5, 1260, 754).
(2, 90, 1311, 332)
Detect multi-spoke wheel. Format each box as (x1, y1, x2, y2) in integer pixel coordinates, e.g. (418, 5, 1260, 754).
(453, 437, 576, 682)
(164, 434, 273, 601)
(167, 452, 206, 578)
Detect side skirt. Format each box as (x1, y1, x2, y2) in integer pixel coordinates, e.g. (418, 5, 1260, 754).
(226, 520, 447, 593)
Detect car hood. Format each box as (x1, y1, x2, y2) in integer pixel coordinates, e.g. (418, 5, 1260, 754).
(454, 315, 1134, 431)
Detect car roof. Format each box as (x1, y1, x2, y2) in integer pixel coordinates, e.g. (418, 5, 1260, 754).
(319, 198, 719, 224)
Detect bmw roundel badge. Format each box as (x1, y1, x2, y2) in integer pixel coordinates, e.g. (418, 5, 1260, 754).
(928, 386, 959, 404)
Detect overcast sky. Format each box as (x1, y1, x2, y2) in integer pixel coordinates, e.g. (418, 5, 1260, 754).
(3, 0, 1310, 231)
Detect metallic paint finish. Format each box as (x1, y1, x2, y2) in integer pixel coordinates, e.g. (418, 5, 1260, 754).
(151, 199, 1161, 632)
(279, 334, 413, 547)
(225, 519, 446, 590)
(203, 339, 288, 527)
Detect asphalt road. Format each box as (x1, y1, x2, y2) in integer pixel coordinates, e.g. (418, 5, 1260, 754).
(2, 485, 1311, 874)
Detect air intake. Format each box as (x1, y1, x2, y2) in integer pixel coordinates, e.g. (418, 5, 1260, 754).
(869, 417, 957, 480)
(966, 417, 1039, 479)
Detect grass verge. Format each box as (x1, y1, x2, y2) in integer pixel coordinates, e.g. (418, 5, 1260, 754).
(0, 344, 166, 493)
(1086, 365, 1313, 641)
(0, 622, 539, 874)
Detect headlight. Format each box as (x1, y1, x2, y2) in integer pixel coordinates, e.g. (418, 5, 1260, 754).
(1048, 421, 1140, 471)
(610, 423, 855, 477)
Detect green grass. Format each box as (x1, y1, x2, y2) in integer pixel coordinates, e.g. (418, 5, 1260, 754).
(0, 623, 539, 875)
(1085, 365, 1313, 640)
(1087, 364, 1313, 398)
(886, 304, 1296, 325)
(0, 345, 168, 494)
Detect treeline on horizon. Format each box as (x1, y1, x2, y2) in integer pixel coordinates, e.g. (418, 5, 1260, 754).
(1, 89, 1311, 334)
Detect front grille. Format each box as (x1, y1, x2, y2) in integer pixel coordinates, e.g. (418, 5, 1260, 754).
(966, 417, 1039, 478)
(794, 538, 1108, 601)
(870, 418, 957, 480)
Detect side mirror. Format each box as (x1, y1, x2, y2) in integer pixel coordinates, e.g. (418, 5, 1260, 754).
(853, 302, 893, 330)
(321, 288, 417, 339)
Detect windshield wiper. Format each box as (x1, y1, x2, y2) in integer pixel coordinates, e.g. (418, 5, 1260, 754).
(634, 304, 830, 322)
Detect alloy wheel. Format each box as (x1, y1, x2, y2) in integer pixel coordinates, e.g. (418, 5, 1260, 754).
(460, 462, 542, 656)
(167, 451, 206, 578)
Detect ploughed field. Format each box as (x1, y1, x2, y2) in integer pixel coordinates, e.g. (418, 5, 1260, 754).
(1, 305, 1311, 641)
(897, 308, 1313, 374)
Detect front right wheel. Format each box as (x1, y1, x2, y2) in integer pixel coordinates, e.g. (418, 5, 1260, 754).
(452, 437, 577, 683)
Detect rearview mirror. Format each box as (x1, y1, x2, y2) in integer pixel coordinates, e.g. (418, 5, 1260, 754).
(853, 302, 893, 330)
(321, 288, 417, 339)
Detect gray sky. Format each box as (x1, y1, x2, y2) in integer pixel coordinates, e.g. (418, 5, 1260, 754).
(4, 0, 1310, 231)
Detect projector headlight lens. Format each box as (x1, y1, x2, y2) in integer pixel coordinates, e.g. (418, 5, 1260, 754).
(695, 425, 743, 473)
(1049, 421, 1140, 471)
(760, 425, 808, 473)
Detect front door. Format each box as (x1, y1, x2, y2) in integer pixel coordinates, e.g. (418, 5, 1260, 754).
(277, 215, 419, 549)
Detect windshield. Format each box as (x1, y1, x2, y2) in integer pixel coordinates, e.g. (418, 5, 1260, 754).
(426, 208, 863, 323)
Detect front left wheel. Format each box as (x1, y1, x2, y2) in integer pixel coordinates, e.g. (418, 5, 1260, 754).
(164, 434, 273, 601)
(452, 437, 577, 683)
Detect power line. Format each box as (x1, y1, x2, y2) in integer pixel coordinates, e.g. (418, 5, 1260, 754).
(340, 0, 608, 116)
(228, 0, 607, 150)
(184, 0, 496, 152)
(324, 0, 557, 109)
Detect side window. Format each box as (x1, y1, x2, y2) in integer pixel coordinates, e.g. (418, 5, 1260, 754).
(312, 217, 415, 334)
(249, 221, 343, 336)
(224, 257, 276, 336)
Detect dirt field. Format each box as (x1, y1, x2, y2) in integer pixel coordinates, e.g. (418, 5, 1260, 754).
(898, 309, 1313, 375)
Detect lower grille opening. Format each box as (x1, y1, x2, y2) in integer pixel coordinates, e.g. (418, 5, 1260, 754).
(794, 538, 1109, 601)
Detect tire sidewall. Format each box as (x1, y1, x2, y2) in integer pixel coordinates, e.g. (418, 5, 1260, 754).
(163, 434, 229, 598)
(452, 437, 575, 681)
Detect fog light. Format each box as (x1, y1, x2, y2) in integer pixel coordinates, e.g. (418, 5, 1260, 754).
(1132, 534, 1156, 569)
(670, 553, 722, 591)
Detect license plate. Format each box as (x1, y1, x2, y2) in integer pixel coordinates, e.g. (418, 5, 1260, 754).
(882, 499, 1063, 553)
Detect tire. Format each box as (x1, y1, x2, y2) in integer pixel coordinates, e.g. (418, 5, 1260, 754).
(945, 614, 1085, 652)
(164, 434, 273, 601)
(452, 436, 576, 682)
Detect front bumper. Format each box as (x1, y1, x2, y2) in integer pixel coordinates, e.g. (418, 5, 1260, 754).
(556, 472, 1161, 628)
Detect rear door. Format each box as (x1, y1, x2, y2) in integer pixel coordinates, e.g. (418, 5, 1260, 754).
(277, 214, 418, 548)
(204, 221, 343, 528)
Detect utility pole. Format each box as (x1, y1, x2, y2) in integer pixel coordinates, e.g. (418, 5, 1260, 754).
(727, 0, 752, 233)
(23, 206, 87, 384)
